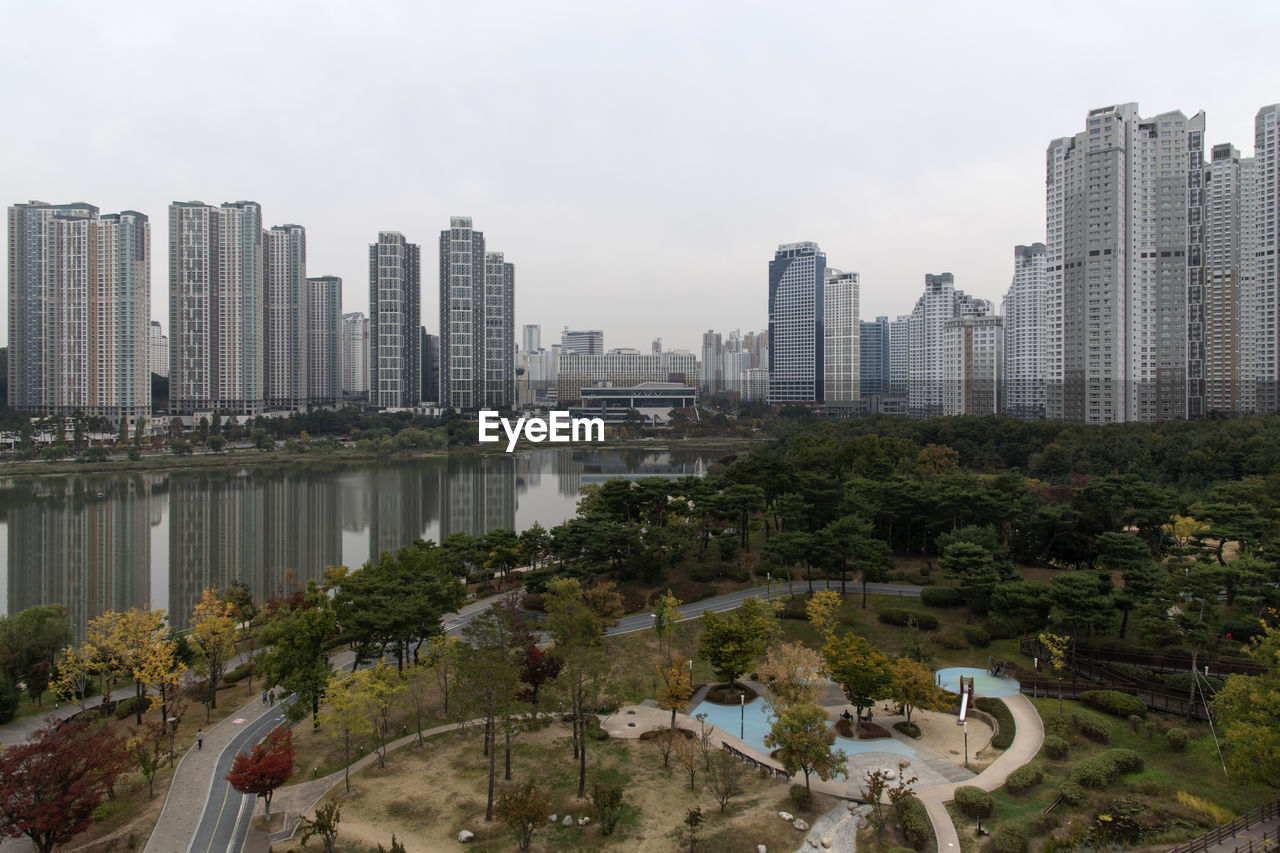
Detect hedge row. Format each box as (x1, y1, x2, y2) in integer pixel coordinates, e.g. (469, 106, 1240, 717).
(879, 609, 940, 631)
(1042, 734, 1069, 760)
(920, 586, 963, 607)
(1005, 763, 1044, 796)
(1080, 689, 1146, 719)
(1066, 748, 1144, 788)
(894, 794, 931, 851)
(975, 697, 1015, 749)
(1071, 709, 1112, 744)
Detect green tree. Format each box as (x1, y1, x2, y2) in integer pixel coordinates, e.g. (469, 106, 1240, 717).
(258, 582, 336, 729)
(495, 779, 549, 851)
(454, 608, 522, 820)
(323, 668, 377, 793)
(590, 782, 624, 835)
(763, 702, 846, 792)
(823, 633, 894, 732)
(656, 656, 693, 728)
(697, 598, 781, 686)
(891, 657, 950, 726)
(1212, 621, 1280, 787)
(939, 540, 1000, 623)
(651, 588, 682, 660)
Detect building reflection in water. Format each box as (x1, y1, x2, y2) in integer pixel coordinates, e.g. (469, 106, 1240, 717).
(1, 449, 713, 638)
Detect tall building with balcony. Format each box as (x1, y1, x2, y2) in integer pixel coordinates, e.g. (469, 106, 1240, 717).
(149, 321, 168, 378)
(306, 276, 341, 407)
(907, 273, 990, 417)
(169, 200, 265, 415)
(1045, 105, 1205, 423)
(1253, 105, 1280, 412)
(439, 217, 515, 411)
(265, 224, 307, 410)
(860, 316, 890, 398)
(824, 268, 860, 405)
(369, 231, 421, 408)
(700, 330, 723, 395)
(340, 312, 369, 398)
(1002, 243, 1048, 419)
(944, 314, 1004, 415)
(522, 324, 541, 355)
(7, 201, 151, 424)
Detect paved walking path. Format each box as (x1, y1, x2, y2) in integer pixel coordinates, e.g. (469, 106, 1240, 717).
(0, 684, 138, 748)
(1199, 815, 1280, 853)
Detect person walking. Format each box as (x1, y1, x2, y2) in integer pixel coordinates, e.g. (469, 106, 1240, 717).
(197, 729, 204, 751)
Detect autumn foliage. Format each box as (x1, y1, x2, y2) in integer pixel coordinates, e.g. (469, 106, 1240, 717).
(0, 719, 129, 853)
(226, 725, 295, 816)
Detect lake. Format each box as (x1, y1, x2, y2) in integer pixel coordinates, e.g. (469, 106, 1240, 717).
(0, 447, 721, 637)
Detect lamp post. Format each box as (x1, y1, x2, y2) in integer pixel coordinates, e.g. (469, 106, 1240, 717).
(740, 693, 745, 740)
(167, 717, 178, 768)
(766, 572, 772, 600)
(963, 720, 969, 769)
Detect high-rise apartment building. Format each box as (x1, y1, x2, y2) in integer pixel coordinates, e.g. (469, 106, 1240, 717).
(944, 314, 1004, 415)
(860, 316, 890, 398)
(340, 312, 369, 398)
(561, 328, 603, 356)
(907, 273, 990, 417)
(169, 200, 265, 415)
(306, 276, 341, 407)
(1201, 145, 1248, 414)
(888, 316, 910, 397)
(7, 202, 151, 424)
(421, 328, 440, 403)
(483, 251, 515, 409)
(1046, 105, 1205, 423)
(1002, 243, 1048, 419)
(824, 269, 860, 405)
(149, 321, 168, 378)
(264, 224, 307, 410)
(369, 231, 421, 409)
(438, 218, 514, 411)
(768, 242, 827, 403)
(701, 330, 723, 395)
(522, 324, 541, 355)
(1253, 105, 1280, 412)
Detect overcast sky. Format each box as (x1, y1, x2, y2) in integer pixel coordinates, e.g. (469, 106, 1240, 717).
(3, 1, 1278, 353)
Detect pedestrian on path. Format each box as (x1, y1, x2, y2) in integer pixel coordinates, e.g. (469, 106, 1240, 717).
(197, 729, 204, 751)
(261, 690, 268, 705)
(269, 691, 275, 706)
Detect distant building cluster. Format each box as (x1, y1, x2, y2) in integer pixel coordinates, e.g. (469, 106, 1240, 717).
(8, 101, 1279, 426)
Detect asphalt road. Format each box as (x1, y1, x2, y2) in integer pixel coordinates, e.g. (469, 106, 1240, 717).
(187, 701, 290, 853)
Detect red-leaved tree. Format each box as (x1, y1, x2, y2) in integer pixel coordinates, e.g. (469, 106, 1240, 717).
(0, 719, 129, 853)
(227, 725, 295, 817)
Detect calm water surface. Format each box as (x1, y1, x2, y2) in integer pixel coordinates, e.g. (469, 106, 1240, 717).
(0, 447, 717, 637)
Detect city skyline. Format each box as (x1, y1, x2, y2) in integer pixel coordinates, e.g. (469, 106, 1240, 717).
(4, 3, 1279, 352)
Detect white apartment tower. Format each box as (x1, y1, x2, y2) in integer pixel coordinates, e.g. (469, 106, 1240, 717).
(265, 224, 307, 410)
(944, 314, 1004, 416)
(1254, 105, 1280, 412)
(483, 250, 515, 409)
(1002, 243, 1048, 419)
(888, 315, 910, 398)
(824, 268, 860, 404)
(439, 217, 515, 411)
(369, 232, 421, 409)
(701, 330, 723, 395)
(1045, 105, 1206, 423)
(307, 276, 341, 407)
(149, 320, 168, 378)
(169, 200, 265, 415)
(340, 312, 369, 398)
(7, 202, 151, 424)
(908, 273, 990, 417)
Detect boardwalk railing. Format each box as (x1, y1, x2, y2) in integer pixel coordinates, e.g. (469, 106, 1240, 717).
(720, 741, 790, 782)
(1167, 799, 1280, 853)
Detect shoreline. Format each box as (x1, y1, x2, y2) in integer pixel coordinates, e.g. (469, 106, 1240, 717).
(0, 435, 765, 479)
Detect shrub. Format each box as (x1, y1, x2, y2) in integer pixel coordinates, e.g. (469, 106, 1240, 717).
(954, 786, 994, 824)
(878, 609, 939, 631)
(1080, 689, 1146, 719)
(521, 568, 558, 594)
(1005, 763, 1044, 796)
(894, 721, 922, 739)
(1128, 714, 1143, 733)
(520, 592, 546, 612)
(1042, 735, 1069, 760)
(788, 784, 813, 812)
(921, 587, 963, 607)
(1167, 727, 1188, 753)
(976, 698, 1015, 749)
(1175, 791, 1235, 826)
(0, 676, 19, 725)
(224, 660, 255, 685)
(987, 822, 1029, 853)
(731, 570, 751, 584)
(1043, 714, 1071, 739)
(1071, 709, 1112, 744)
(1030, 813, 1061, 835)
(894, 794, 931, 850)
(938, 633, 967, 650)
(1058, 782, 1088, 807)
(689, 564, 721, 583)
(113, 695, 148, 720)
(964, 626, 992, 648)
(1221, 618, 1266, 644)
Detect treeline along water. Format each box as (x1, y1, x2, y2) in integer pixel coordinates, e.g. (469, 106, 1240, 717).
(0, 448, 713, 638)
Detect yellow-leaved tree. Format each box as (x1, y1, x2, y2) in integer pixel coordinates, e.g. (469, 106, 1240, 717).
(189, 590, 239, 720)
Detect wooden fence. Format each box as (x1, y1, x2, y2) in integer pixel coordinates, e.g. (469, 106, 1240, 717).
(1166, 799, 1280, 853)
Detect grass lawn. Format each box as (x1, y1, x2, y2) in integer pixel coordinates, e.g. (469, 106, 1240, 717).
(946, 696, 1274, 853)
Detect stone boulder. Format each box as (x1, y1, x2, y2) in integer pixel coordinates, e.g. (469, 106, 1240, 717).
(562, 815, 574, 827)
(821, 838, 833, 849)
(778, 811, 794, 821)
(757, 846, 767, 853)
(548, 814, 557, 823)
(578, 817, 591, 826)
(793, 818, 810, 831)
(457, 829, 475, 843)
